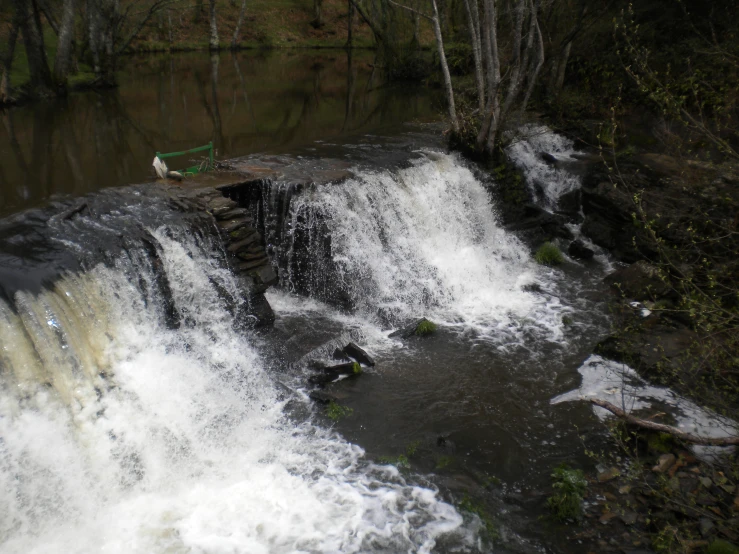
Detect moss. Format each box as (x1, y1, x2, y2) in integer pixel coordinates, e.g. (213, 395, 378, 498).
(706, 539, 739, 554)
(646, 432, 678, 454)
(415, 319, 437, 336)
(379, 454, 410, 469)
(562, 315, 574, 326)
(547, 464, 587, 522)
(458, 495, 500, 539)
(351, 362, 362, 375)
(435, 455, 455, 469)
(534, 242, 565, 266)
(326, 401, 353, 422)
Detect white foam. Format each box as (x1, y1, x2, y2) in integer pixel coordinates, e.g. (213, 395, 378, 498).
(0, 228, 469, 553)
(286, 152, 567, 344)
(506, 124, 582, 210)
(552, 355, 738, 456)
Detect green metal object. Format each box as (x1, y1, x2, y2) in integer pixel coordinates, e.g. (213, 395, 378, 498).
(156, 142, 214, 177)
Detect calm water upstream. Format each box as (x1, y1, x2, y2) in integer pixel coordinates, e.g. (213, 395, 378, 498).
(0, 50, 437, 217)
(0, 50, 656, 553)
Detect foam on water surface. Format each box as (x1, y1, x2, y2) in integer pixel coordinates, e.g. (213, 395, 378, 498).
(0, 228, 469, 553)
(282, 151, 569, 345)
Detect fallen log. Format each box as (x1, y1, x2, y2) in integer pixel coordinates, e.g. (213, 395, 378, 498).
(590, 398, 739, 446)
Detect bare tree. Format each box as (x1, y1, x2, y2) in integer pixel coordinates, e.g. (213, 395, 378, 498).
(209, 0, 219, 50)
(12, 0, 54, 97)
(386, 0, 459, 133)
(313, 0, 324, 28)
(231, 0, 247, 49)
(0, 11, 21, 103)
(463, 0, 484, 113)
(53, 0, 77, 85)
(475, 0, 546, 154)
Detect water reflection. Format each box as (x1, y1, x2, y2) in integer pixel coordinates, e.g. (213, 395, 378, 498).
(0, 50, 437, 216)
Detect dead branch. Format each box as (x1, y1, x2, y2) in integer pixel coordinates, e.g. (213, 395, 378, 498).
(590, 398, 739, 446)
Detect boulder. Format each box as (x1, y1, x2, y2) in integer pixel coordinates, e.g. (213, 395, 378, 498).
(309, 390, 339, 404)
(249, 293, 275, 327)
(308, 361, 362, 386)
(568, 240, 594, 260)
(557, 188, 582, 219)
(343, 342, 376, 366)
(604, 261, 671, 301)
(389, 318, 438, 339)
(539, 152, 558, 165)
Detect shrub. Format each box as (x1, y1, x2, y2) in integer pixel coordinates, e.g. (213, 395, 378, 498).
(547, 465, 587, 521)
(535, 242, 564, 266)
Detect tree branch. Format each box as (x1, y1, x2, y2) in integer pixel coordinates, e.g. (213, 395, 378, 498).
(590, 398, 739, 446)
(386, 0, 433, 21)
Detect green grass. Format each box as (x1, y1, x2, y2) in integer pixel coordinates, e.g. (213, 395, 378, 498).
(547, 464, 587, 522)
(534, 242, 565, 266)
(706, 539, 739, 554)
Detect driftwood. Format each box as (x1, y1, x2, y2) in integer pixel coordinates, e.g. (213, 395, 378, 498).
(590, 398, 739, 446)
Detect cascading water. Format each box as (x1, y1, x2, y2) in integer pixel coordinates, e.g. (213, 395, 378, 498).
(274, 151, 569, 344)
(505, 124, 582, 210)
(0, 201, 470, 552)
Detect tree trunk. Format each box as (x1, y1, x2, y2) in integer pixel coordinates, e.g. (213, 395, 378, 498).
(477, 0, 501, 153)
(231, 0, 247, 48)
(13, 0, 54, 98)
(430, 0, 458, 133)
(0, 14, 20, 104)
(346, 0, 353, 48)
(313, 0, 324, 28)
(209, 0, 219, 50)
(53, 0, 77, 86)
(522, 6, 544, 111)
(553, 41, 571, 97)
(463, 0, 484, 113)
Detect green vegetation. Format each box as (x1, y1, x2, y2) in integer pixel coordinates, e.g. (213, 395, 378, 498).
(415, 319, 437, 336)
(379, 440, 422, 469)
(707, 540, 739, 554)
(546, 464, 587, 522)
(351, 362, 362, 375)
(458, 495, 499, 539)
(326, 401, 353, 422)
(534, 243, 564, 266)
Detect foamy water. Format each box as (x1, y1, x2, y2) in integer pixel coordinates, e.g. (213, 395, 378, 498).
(282, 152, 569, 345)
(506, 124, 582, 209)
(0, 228, 469, 553)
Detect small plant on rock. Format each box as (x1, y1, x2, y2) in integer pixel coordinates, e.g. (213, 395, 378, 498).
(415, 319, 438, 336)
(534, 242, 564, 266)
(547, 464, 587, 522)
(326, 401, 353, 422)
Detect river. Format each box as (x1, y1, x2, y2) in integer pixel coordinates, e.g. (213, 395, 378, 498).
(0, 50, 648, 553)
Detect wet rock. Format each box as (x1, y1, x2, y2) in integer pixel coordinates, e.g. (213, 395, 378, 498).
(389, 318, 437, 339)
(653, 453, 676, 473)
(343, 342, 376, 366)
(249, 293, 275, 327)
(568, 240, 595, 260)
(701, 517, 716, 537)
(557, 188, 582, 219)
(620, 511, 638, 525)
(598, 467, 621, 482)
(249, 265, 278, 288)
(604, 261, 672, 301)
(539, 152, 558, 165)
(308, 361, 363, 386)
(505, 204, 574, 246)
(309, 390, 339, 404)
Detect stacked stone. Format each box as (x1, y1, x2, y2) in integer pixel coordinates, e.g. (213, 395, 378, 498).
(176, 187, 278, 326)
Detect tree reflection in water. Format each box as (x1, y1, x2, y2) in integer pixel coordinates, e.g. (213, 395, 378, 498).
(0, 50, 436, 216)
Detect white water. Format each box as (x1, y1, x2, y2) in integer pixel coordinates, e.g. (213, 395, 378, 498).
(285, 152, 568, 345)
(0, 228, 468, 553)
(506, 124, 582, 209)
(552, 355, 738, 457)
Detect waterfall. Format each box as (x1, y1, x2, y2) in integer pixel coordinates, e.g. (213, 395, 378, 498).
(0, 213, 468, 552)
(506, 124, 582, 210)
(273, 151, 568, 344)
